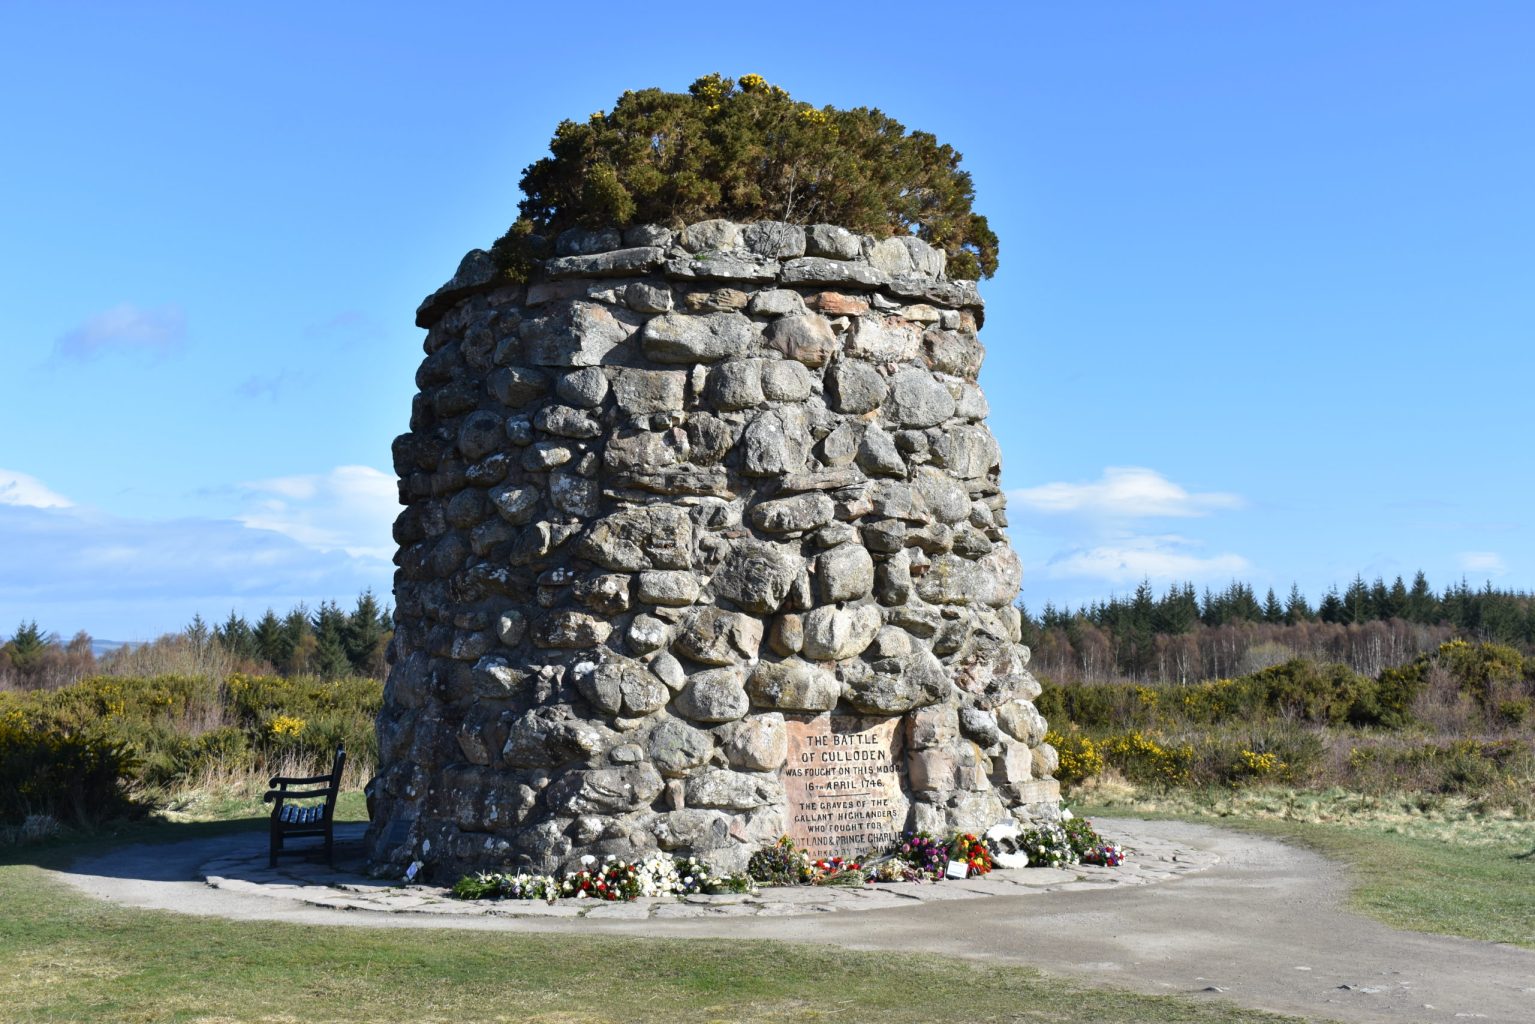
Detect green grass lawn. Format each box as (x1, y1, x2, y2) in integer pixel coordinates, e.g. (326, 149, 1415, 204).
(0, 818, 1309, 1024)
(1078, 786, 1535, 948)
(8, 785, 1529, 1022)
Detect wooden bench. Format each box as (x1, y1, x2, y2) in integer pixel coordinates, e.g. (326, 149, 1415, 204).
(263, 747, 345, 868)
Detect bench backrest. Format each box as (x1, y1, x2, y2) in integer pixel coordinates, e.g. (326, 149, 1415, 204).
(269, 746, 346, 819)
(322, 747, 345, 816)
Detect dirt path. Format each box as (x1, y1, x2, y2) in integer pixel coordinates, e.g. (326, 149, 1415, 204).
(55, 818, 1535, 1024)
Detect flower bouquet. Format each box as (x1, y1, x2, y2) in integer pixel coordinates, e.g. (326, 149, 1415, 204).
(948, 832, 994, 877)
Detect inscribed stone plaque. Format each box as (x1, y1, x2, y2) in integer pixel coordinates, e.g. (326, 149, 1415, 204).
(781, 714, 910, 860)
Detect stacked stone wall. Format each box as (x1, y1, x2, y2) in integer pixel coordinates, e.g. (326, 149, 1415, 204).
(367, 219, 1059, 879)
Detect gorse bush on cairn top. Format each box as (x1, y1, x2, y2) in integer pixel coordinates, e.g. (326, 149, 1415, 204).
(493, 73, 1000, 281)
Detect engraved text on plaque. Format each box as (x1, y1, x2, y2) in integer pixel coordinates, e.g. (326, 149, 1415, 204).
(780, 714, 910, 860)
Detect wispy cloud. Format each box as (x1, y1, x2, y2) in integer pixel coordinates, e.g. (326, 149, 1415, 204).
(235, 465, 397, 560)
(1010, 467, 1243, 519)
(0, 468, 395, 639)
(0, 468, 73, 509)
(1458, 551, 1508, 576)
(53, 303, 186, 362)
(1008, 467, 1249, 596)
(1039, 535, 1249, 585)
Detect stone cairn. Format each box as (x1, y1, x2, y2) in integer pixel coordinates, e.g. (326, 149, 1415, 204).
(366, 218, 1059, 880)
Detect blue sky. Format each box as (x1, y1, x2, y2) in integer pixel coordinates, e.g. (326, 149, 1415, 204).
(2, 2, 1532, 640)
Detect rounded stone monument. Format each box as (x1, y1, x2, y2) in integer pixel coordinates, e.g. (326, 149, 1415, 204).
(365, 219, 1060, 879)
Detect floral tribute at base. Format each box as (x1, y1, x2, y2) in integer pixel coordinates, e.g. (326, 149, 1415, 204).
(1018, 811, 1121, 868)
(450, 854, 750, 902)
(448, 809, 1125, 903)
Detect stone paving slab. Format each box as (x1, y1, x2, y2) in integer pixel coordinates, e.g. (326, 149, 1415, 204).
(200, 822, 1215, 920)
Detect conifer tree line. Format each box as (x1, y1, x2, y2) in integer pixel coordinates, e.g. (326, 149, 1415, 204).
(201, 589, 392, 679)
(0, 590, 392, 692)
(1021, 572, 1535, 685)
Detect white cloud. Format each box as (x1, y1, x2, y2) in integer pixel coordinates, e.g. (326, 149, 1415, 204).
(0, 466, 398, 639)
(1009, 467, 1243, 519)
(0, 501, 391, 641)
(53, 303, 186, 361)
(1458, 551, 1508, 576)
(236, 465, 398, 560)
(1039, 535, 1249, 585)
(0, 468, 73, 509)
(1007, 466, 1250, 597)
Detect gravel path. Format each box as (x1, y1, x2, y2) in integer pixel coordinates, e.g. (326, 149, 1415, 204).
(55, 817, 1535, 1024)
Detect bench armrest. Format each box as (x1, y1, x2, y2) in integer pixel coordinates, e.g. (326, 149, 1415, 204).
(267, 773, 332, 787)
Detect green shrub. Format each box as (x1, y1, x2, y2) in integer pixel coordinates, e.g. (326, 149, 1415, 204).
(1176, 677, 1268, 725)
(0, 710, 139, 826)
(1246, 659, 1377, 726)
(1097, 731, 1194, 787)
(1036, 681, 1151, 732)
(1345, 738, 1531, 796)
(1497, 698, 1532, 726)
(0, 671, 381, 827)
(498, 73, 999, 280)
(1371, 664, 1423, 728)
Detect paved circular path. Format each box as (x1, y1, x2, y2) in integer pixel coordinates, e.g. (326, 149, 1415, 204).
(196, 822, 1213, 919)
(56, 817, 1535, 1024)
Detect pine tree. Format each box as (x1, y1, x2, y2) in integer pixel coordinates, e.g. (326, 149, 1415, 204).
(310, 601, 351, 678)
(1199, 586, 1220, 626)
(1284, 583, 1311, 625)
(251, 609, 286, 669)
(186, 613, 212, 653)
(281, 605, 316, 675)
(1383, 576, 1409, 621)
(1224, 581, 1263, 623)
(344, 589, 390, 678)
(1318, 586, 1344, 624)
(215, 610, 256, 661)
(1341, 576, 1371, 625)
(1121, 579, 1157, 675)
(1262, 588, 1283, 623)
(1406, 571, 1437, 623)
(1152, 582, 1198, 634)
(2, 620, 51, 671)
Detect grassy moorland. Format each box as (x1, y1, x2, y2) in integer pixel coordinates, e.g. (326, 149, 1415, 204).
(1045, 638, 1535, 947)
(1078, 785, 1535, 948)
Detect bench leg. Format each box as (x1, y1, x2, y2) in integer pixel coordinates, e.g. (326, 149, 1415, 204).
(324, 826, 334, 868)
(270, 824, 281, 868)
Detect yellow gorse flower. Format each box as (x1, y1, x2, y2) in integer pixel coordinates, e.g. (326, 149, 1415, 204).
(268, 714, 307, 739)
(1238, 749, 1285, 776)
